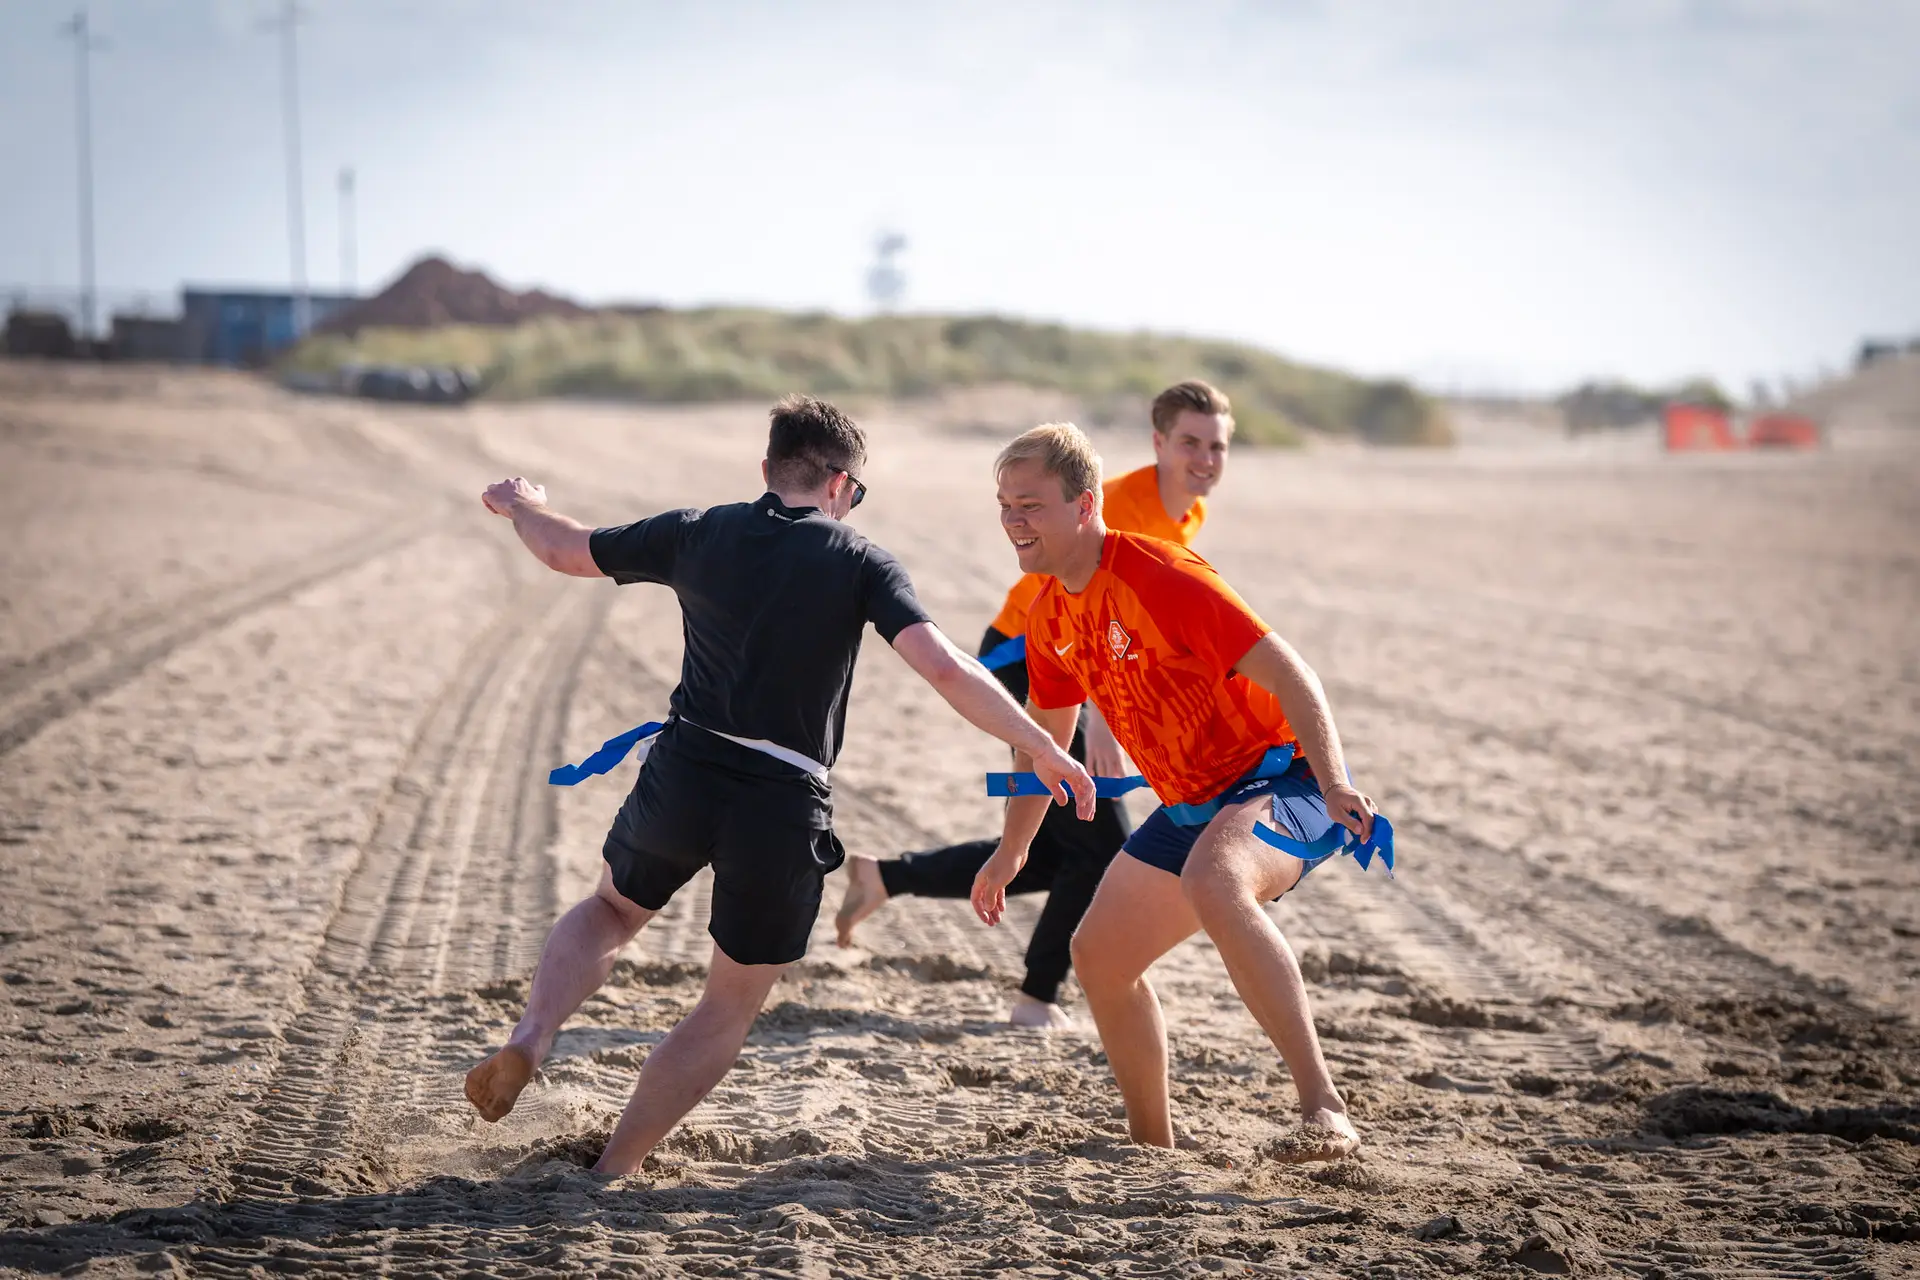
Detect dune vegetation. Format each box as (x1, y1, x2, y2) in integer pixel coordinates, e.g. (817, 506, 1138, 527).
(287, 308, 1452, 446)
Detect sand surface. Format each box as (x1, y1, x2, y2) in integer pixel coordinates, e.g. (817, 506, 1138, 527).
(1, 362, 1916, 1277)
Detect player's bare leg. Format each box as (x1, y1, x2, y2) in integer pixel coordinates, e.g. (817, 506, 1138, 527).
(466, 864, 655, 1122)
(1181, 797, 1359, 1162)
(1069, 856, 1200, 1146)
(595, 945, 786, 1174)
(833, 854, 890, 948)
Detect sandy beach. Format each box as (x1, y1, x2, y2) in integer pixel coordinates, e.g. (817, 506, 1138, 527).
(1, 361, 1916, 1277)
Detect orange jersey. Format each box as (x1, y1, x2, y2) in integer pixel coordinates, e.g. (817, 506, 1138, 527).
(988, 464, 1206, 637)
(1102, 462, 1207, 546)
(987, 573, 1051, 640)
(1024, 532, 1295, 806)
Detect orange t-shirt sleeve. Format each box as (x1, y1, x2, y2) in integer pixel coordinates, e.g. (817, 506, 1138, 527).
(988, 573, 1048, 637)
(1145, 551, 1272, 678)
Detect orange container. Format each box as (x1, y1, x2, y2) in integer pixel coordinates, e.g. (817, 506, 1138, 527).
(1662, 404, 1738, 451)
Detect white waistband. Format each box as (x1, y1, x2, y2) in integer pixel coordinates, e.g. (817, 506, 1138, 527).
(681, 719, 829, 778)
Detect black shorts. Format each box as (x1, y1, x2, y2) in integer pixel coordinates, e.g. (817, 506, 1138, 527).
(601, 721, 844, 966)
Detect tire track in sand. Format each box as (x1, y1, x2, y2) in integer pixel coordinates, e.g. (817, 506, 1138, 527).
(0, 511, 445, 759)
(224, 577, 607, 1200)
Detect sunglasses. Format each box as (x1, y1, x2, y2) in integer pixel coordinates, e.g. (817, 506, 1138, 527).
(845, 472, 868, 510)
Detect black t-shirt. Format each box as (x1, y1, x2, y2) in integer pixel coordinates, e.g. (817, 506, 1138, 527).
(590, 493, 931, 774)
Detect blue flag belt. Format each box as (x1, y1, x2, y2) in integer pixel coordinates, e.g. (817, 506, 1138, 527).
(1161, 745, 1298, 826)
(977, 634, 1026, 671)
(548, 721, 665, 786)
(1255, 813, 1396, 877)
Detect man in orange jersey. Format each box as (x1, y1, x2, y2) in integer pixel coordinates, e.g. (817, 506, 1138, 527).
(973, 422, 1378, 1162)
(835, 383, 1234, 1029)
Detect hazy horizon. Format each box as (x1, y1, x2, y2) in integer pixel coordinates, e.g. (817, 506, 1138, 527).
(4, 0, 1916, 395)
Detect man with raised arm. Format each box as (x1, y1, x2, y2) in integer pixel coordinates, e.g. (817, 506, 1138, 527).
(835, 381, 1235, 1030)
(972, 422, 1378, 1162)
(463, 395, 1093, 1176)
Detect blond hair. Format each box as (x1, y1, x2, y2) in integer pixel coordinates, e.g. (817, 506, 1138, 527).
(995, 422, 1103, 503)
(1150, 380, 1232, 435)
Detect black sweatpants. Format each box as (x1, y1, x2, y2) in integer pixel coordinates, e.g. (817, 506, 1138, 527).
(877, 626, 1132, 1004)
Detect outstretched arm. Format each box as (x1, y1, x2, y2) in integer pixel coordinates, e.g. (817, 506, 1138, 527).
(972, 699, 1080, 925)
(481, 477, 603, 578)
(890, 622, 1093, 820)
(1233, 631, 1376, 841)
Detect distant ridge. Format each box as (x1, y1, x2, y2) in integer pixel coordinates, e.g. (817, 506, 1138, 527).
(291, 255, 1451, 446)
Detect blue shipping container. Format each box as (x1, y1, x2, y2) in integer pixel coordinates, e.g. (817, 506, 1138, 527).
(180, 289, 360, 365)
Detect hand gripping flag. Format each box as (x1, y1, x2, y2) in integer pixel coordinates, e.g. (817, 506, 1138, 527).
(986, 770, 1152, 800)
(988, 754, 1396, 878)
(1254, 812, 1395, 876)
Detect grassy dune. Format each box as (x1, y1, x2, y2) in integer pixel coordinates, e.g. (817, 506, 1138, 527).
(287, 309, 1452, 446)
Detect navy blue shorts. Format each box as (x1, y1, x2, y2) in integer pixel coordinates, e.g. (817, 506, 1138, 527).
(1123, 756, 1341, 895)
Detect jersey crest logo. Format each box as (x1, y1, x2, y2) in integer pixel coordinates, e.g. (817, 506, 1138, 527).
(1107, 619, 1132, 661)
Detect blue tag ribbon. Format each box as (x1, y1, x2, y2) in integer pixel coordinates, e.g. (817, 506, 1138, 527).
(986, 771, 1152, 800)
(986, 747, 1300, 824)
(548, 721, 666, 786)
(977, 634, 1027, 672)
(1254, 813, 1396, 877)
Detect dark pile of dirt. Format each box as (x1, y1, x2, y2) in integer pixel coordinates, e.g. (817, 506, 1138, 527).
(318, 256, 590, 335)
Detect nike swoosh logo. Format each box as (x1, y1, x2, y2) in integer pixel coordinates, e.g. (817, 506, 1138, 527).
(1053, 642, 1074, 656)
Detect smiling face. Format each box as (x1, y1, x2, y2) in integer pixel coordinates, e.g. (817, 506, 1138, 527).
(996, 456, 1099, 579)
(1152, 409, 1233, 502)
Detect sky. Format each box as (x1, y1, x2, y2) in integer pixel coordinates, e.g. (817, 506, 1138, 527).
(3, 0, 1917, 395)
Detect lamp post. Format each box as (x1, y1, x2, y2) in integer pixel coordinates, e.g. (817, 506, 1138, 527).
(263, 0, 311, 337)
(58, 9, 103, 341)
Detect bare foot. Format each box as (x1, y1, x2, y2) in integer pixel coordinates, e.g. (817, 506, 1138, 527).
(465, 1043, 537, 1122)
(1009, 993, 1074, 1029)
(1262, 1108, 1361, 1164)
(834, 856, 890, 948)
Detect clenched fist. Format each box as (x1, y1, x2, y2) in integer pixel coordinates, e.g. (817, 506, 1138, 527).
(482, 476, 547, 517)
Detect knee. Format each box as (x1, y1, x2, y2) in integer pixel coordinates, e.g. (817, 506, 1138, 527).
(1070, 924, 1136, 992)
(690, 989, 763, 1038)
(1180, 850, 1256, 922)
(696, 960, 786, 1033)
(594, 879, 652, 934)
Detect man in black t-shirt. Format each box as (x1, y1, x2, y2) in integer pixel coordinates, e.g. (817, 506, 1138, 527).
(463, 395, 1093, 1176)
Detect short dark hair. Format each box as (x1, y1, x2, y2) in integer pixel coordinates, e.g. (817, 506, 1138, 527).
(766, 394, 867, 492)
(1150, 380, 1232, 435)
